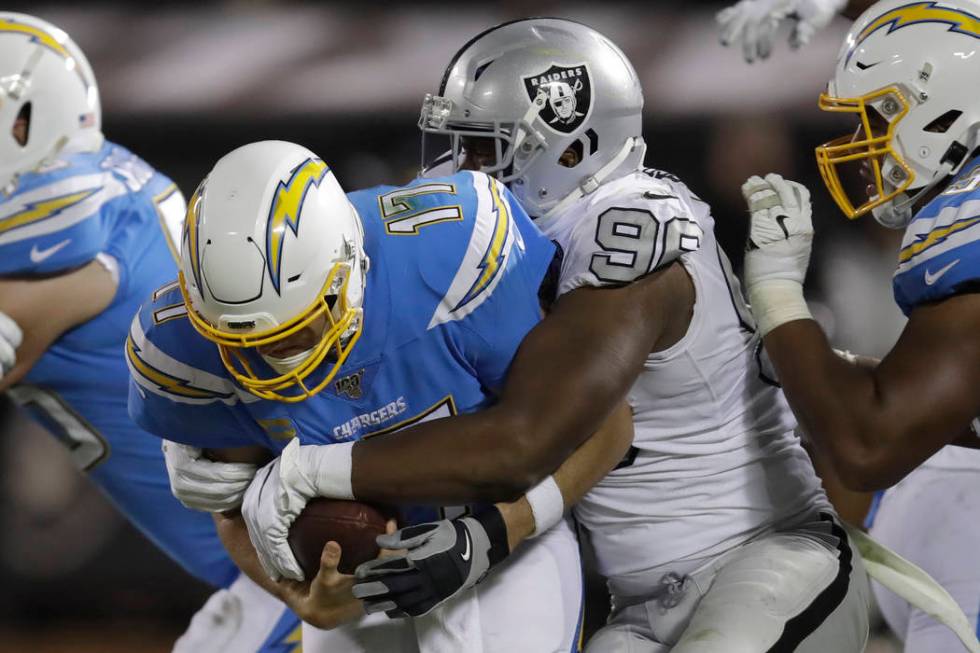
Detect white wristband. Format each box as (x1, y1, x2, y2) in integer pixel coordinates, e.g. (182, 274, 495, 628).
(747, 279, 813, 337)
(283, 439, 355, 500)
(525, 475, 564, 538)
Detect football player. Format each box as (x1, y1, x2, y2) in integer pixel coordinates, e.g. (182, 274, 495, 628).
(127, 139, 637, 651)
(164, 19, 875, 652)
(717, 0, 877, 62)
(733, 0, 980, 650)
(0, 13, 299, 651)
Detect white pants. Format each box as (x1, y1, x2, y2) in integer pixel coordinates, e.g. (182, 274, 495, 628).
(869, 448, 980, 653)
(303, 517, 583, 653)
(172, 573, 300, 652)
(587, 513, 870, 652)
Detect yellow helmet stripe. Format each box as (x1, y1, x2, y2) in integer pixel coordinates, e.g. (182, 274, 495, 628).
(0, 187, 100, 236)
(453, 178, 510, 311)
(266, 158, 330, 294)
(0, 18, 71, 59)
(898, 215, 980, 263)
(848, 2, 980, 63)
(126, 335, 231, 399)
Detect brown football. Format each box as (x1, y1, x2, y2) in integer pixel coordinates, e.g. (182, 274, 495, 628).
(287, 498, 389, 576)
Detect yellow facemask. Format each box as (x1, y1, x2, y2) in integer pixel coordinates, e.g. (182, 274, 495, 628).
(815, 86, 916, 219)
(179, 263, 363, 403)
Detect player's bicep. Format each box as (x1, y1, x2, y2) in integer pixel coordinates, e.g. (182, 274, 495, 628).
(874, 292, 980, 446)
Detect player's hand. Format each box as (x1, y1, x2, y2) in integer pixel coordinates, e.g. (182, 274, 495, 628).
(241, 446, 309, 582)
(743, 173, 814, 287)
(352, 508, 509, 618)
(277, 541, 364, 630)
(0, 310, 23, 381)
(717, 0, 846, 62)
(162, 440, 258, 512)
(741, 173, 815, 335)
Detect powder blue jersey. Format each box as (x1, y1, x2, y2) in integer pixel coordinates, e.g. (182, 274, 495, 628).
(893, 155, 980, 315)
(0, 140, 239, 585)
(128, 172, 554, 519)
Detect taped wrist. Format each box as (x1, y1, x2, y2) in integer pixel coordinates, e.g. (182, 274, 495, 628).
(747, 279, 813, 337)
(472, 505, 509, 567)
(525, 475, 564, 538)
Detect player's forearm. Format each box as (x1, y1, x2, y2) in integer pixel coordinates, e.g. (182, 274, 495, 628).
(213, 511, 288, 602)
(495, 402, 633, 550)
(0, 260, 116, 391)
(351, 270, 673, 505)
(765, 321, 937, 489)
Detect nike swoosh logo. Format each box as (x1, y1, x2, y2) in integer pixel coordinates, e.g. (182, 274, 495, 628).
(30, 239, 72, 264)
(460, 530, 471, 562)
(925, 259, 960, 286)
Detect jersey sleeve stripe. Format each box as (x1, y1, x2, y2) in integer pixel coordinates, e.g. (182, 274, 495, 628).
(427, 173, 516, 329)
(127, 316, 245, 405)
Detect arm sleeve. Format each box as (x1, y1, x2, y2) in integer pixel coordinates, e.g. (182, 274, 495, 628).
(126, 287, 264, 449)
(452, 179, 554, 392)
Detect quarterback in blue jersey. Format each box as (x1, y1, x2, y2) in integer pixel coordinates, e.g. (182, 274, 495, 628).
(0, 13, 299, 652)
(128, 140, 629, 651)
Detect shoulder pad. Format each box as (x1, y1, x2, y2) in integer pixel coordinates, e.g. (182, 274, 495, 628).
(127, 281, 251, 405)
(893, 168, 980, 315)
(540, 169, 709, 295)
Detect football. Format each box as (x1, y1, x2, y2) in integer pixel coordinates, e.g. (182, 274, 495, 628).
(287, 498, 390, 576)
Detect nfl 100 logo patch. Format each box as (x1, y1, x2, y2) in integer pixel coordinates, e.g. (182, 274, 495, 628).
(522, 63, 593, 134)
(334, 368, 365, 400)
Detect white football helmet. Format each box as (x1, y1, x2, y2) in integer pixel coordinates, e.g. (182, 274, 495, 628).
(179, 141, 369, 402)
(419, 18, 646, 219)
(816, 0, 980, 227)
(0, 13, 102, 193)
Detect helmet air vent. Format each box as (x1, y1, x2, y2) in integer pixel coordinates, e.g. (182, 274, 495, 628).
(924, 110, 963, 134)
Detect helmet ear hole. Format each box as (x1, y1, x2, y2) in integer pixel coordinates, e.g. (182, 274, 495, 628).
(559, 140, 584, 168)
(13, 102, 31, 147)
(924, 110, 963, 134)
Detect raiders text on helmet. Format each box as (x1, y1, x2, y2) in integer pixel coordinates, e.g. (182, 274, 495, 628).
(420, 18, 646, 219)
(816, 0, 980, 227)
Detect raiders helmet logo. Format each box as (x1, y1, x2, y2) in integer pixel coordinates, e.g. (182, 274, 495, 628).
(522, 63, 593, 134)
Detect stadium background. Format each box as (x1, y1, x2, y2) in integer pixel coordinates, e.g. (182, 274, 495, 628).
(0, 1, 907, 650)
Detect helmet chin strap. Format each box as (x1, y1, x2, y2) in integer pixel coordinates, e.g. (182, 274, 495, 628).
(261, 348, 315, 374)
(872, 161, 956, 229)
(538, 137, 643, 223)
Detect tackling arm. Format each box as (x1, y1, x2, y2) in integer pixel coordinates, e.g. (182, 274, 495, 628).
(0, 259, 117, 391)
(350, 261, 691, 504)
(763, 292, 980, 490)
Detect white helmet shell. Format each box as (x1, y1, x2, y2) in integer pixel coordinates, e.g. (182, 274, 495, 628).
(0, 13, 102, 192)
(817, 0, 980, 220)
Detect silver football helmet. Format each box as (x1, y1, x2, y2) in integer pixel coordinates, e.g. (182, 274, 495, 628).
(420, 18, 646, 219)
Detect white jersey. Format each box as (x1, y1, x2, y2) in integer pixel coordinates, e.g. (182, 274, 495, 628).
(537, 169, 831, 596)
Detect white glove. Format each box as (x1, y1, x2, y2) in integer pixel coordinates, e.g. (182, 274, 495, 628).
(717, 0, 846, 62)
(741, 173, 815, 335)
(0, 310, 23, 381)
(240, 439, 355, 582)
(162, 440, 258, 513)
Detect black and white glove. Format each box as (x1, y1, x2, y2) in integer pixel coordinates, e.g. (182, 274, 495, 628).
(352, 508, 509, 618)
